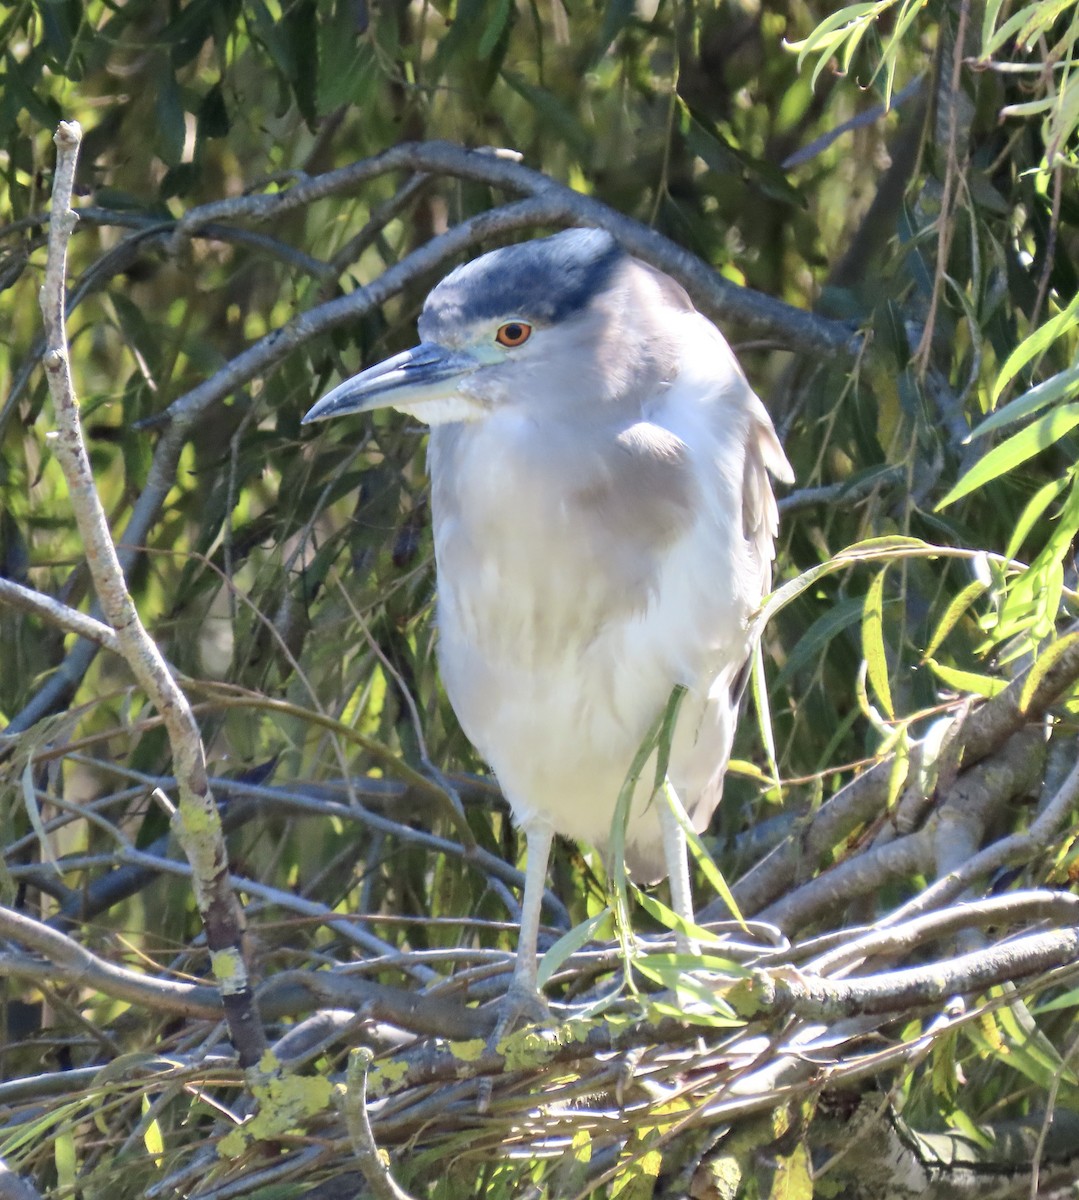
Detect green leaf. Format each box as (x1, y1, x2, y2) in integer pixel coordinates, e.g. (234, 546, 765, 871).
(1019, 631, 1079, 714)
(863, 568, 893, 719)
(768, 1141, 813, 1200)
(787, 4, 879, 80)
(937, 402, 1079, 509)
(982, 361, 1079, 442)
(55, 1130, 77, 1192)
(247, 0, 297, 84)
(1017, 0, 1076, 47)
(882, 2, 929, 99)
(634, 958, 741, 1024)
(925, 658, 1006, 698)
(992, 997, 1079, 1087)
(317, 12, 378, 112)
(885, 727, 910, 810)
(537, 909, 609, 986)
(751, 641, 781, 791)
(774, 595, 864, 688)
(38, 0, 80, 71)
(282, 0, 318, 127)
(980, 0, 1009, 52)
(1036, 986, 1079, 1014)
(677, 98, 805, 207)
(755, 536, 941, 632)
(991, 291, 1079, 408)
(432, 0, 496, 77)
(1004, 474, 1070, 560)
(985, 3, 1042, 55)
(594, 0, 635, 59)
(924, 578, 989, 659)
(634, 889, 748, 965)
(661, 782, 746, 928)
(142, 1096, 165, 1164)
(3, 51, 62, 126)
(197, 82, 230, 139)
(1000, 96, 1056, 119)
(501, 71, 589, 156)
(652, 685, 686, 791)
(478, 0, 514, 59)
(155, 69, 186, 167)
(160, 0, 217, 64)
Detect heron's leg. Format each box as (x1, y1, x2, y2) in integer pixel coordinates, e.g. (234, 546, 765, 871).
(488, 817, 554, 1045)
(478, 820, 554, 1110)
(658, 783, 697, 955)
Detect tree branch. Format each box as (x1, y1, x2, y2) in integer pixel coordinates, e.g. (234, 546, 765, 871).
(0, 576, 120, 653)
(35, 120, 266, 1070)
(755, 926, 1079, 1019)
(726, 630, 1079, 920)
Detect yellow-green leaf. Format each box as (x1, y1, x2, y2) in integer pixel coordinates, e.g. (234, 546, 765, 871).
(938, 402, 1079, 509)
(1020, 631, 1079, 713)
(925, 658, 1006, 698)
(863, 568, 894, 719)
(924, 578, 989, 658)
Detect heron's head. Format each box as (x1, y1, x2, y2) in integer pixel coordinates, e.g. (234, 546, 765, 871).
(302, 229, 688, 429)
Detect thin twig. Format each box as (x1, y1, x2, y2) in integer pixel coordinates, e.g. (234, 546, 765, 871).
(914, 0, 971, 373)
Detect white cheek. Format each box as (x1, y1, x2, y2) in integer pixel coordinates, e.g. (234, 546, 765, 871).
(398, 396, 489, 425)
(458, 372, 506, 405)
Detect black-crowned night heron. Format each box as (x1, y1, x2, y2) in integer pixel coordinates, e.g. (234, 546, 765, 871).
(303, 228, 792, 1026)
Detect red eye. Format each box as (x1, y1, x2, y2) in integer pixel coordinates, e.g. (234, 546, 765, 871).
(495, 321, 532, 348)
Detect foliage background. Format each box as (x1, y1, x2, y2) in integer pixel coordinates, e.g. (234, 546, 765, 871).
(1, 0, 1078, 1197)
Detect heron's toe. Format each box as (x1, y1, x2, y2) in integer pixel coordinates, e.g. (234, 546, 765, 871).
(492, 980, 553, 1046)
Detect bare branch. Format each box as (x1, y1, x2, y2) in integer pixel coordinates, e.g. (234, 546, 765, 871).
(754, 727, 1044, 934)
(756, 926, 1079, 1019)
(0, 576, 120, 653)
(887, 742, 1079, 923)
(170, 141, 857, 358)
(0, 904, 220, 1018)
(35, 120, 266, 1070)
(809, 889, 1079, 973)
(727, 632, 1079, 920)
(0, 1160, 46, 1200)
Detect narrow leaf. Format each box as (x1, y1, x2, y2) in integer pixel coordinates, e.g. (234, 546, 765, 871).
(1019, 631, 1079, 714)
(863, 569, 894, 719)
(634, 888, 748, 965)
(1004, 474, 1071, 560)
(992, 291, 1079, 408)
(538, 910, 609, 986)
(924, 579, 989, 658)
(663, 782, 746, 927)
(925, 658, 1006, 698)
(937, 402, 1079, 509)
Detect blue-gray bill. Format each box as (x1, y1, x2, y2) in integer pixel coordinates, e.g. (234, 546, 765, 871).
(302, 342, 479, 423)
